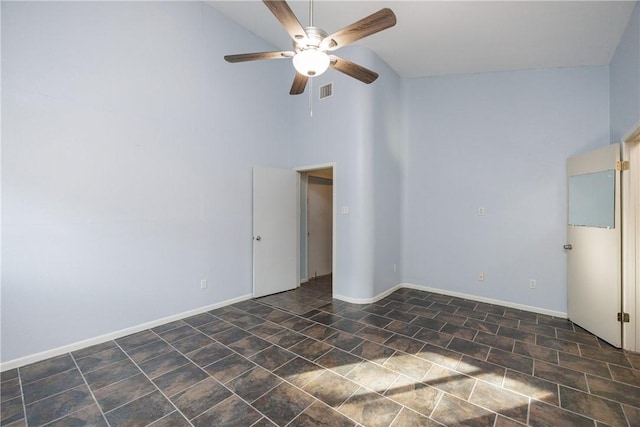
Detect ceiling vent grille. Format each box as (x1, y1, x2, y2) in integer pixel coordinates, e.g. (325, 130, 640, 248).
(319, 82, 333, 100)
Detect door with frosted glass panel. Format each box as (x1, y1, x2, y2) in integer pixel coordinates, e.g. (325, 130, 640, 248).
(566, 143, 621, 347)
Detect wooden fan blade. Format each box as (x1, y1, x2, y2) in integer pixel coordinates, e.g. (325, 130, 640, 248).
(329, 55, 378, 84)
(290, 73, 308, 95)
(263, 0, 308, 42)
(322, 8, 396, 51)
(224, 51, 294, 63)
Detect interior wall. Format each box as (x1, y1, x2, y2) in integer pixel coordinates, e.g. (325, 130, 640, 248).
(1, 1, 292, 363)
(291, 46, 404, 301)
(401, 66, 611, 313)
(610, 2, 640, 144)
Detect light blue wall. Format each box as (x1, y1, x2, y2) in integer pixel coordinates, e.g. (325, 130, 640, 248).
(610, 2, 640, 143)
(1, 1, 292, 362)
(290, 47, 404, 300)
(2, 0, 636, 364)
(401, 67, 610, 312)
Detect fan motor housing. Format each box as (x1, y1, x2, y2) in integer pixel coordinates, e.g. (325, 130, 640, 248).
(294, 27, 329, 52)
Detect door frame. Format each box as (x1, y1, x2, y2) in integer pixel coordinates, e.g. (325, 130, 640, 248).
(295, 162, 337, 296)
(622, 122, 640, 351)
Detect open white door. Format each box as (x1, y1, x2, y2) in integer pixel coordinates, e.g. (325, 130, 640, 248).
(566, 144, 622, 347)
(253, 166, 298, 298)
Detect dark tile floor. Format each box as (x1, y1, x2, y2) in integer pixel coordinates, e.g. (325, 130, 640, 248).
(2, 279, 640, 426)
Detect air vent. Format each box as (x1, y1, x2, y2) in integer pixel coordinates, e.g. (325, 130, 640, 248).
(319, 82, 333, 100)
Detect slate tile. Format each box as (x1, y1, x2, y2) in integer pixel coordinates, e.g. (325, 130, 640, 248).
(513, 341, 558, 364)
(171, 377, 232, 420)
(390, 407, 441, 427)
(448, 337, 491, 360)
(431, 393, 496, 427)
(115, 330, 158, 352)
(75, 347, 128, 374)
(147, 411, 191, 427)
(288, 338, 333, 360)
(274, 357, 324, 388)
(488, 348, 534, 375)
(352, 341, 395, 364)
(288, 400, 356, 427)
(44, 404, 108, 427)
(252, 382, 314, 426)
(346, 361, 399, 393)
(503, 370, 558, 405)
(1, 396, 24, 426)
(324, 331, 365, 352)
(22, 368, 84, 405)
(191, 395, 261, 427)
(105, 390, 174, 427)
(20, 354, 76, 385)
(84, 359, 141, 390)
(529, 399, 594, 427)
(534, 360, 588, 391)
(186, 342, 233, 368)
(587, 374, 640, 408)
(315, 348, 363, 376)
(384, 375, 441, 416)
(423, 364, 476, 400)
(456, 356, 506, 386)
(125, 339, 173, 364)
(25, 385, 94, 426)
(355, 326, 394, 344)
(416, 343, 462, 369)
(204, 353, 255, 384)
(138, 351, 189, 379)
(170, 332, 215, 354)
(559, 351, 612, 378)
(226, 366, 281, 402)
(339, 388, 402, 427)
(153, 363, 208, 397)
(559, 386, 627, 427)
(470, 380, 529, 424)
(93, 373, 156, 412)
(384, 335, 425, 356)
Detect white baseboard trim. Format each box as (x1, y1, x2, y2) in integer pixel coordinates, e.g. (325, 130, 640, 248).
(0, 293, 253, 372)
(400, 283, 567, 318)
(334, 284, 404, 305)
(337, 283, 566, 319)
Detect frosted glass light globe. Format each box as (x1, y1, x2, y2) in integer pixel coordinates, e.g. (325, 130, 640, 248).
(293, 49, 330, 77)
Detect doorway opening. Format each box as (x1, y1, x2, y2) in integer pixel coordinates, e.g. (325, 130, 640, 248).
(297, 164, 335, 299)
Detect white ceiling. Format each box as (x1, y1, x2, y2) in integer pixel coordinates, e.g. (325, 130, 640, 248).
(209, 0, 637, 78)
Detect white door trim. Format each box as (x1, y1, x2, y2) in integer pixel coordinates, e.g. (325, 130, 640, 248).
(622, 124, 640, 352)
(295, 162, 337, 297)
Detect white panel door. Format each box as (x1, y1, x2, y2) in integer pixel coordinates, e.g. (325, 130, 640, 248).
(567, 144, 621, 347)
(253, 166, 298, 298)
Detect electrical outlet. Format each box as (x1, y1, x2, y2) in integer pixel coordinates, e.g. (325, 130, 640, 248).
(478, 272, 485, 282)
(200, 279, 208, 289)
(529, 279, 536, 289)
(477, 207, 485, 216)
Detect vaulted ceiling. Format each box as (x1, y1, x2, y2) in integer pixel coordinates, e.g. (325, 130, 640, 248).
(209, 0, 637, 78)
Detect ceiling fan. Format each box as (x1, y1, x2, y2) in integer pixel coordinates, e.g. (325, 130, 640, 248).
(224, 0, 397, 95)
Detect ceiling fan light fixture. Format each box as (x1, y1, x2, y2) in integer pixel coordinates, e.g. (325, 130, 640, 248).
(292, 49, 330, 77)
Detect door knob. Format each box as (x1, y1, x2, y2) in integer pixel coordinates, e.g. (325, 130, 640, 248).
(255, 236, 261, 241)
(563, 244, 572, 250)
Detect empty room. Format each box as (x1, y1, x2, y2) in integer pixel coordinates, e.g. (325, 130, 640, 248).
(2, 1, 640, 426)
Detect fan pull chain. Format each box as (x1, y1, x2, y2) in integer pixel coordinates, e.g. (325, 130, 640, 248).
(309, 77, 313, 117)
